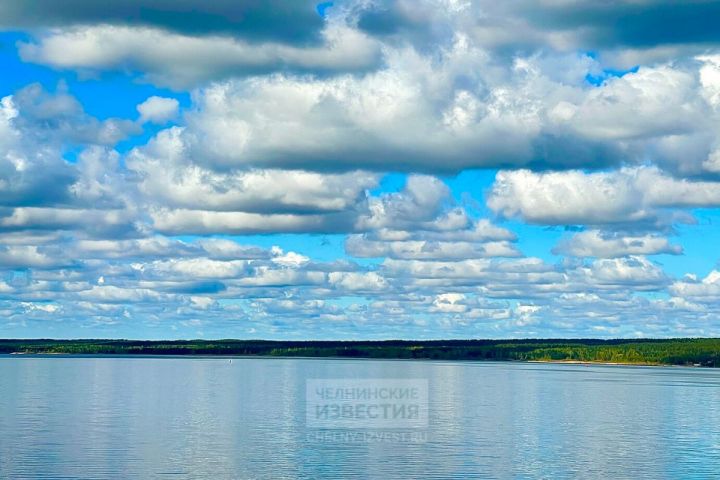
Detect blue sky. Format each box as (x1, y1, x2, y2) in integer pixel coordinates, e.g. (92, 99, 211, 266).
(2, 1, 720, 339)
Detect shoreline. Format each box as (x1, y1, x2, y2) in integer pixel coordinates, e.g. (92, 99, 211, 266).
(3, 352, 706, 368)
(3, 338, 717, 367)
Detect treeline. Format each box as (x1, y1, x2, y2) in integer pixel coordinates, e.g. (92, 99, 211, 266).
(2, 338, 720, 366)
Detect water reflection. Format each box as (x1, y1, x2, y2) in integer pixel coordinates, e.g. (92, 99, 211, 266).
(1, 356, 719, 479)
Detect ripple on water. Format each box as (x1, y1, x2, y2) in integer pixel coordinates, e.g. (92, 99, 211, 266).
(0, 357, 719, 479)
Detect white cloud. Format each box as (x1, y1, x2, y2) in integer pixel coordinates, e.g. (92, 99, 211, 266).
(582, 256, 668, 290)
(328, 271, 387, 292)
(147, 258, 247, 279)
(346, 237, 520, 260)
(488, 166, 720, 226)
(137, 96, 179, 124)
(554, 230, 682, 257)
(20, 33, 718, 178)
(127, 127, 378, 214)
(5, 0, 720, 338)
(130, 47, 574, 172)
(149, 208, 355, 235)
(670, 271, 720, 303)
(22, 302, 58, 313)
(431, 293, 467, 313)
(76, 285, 166, 303)
(0, 245, 71, 268)
(19, 24, 381, 88)
(271, 247, 310, 268)
(548, 66, 705, 141)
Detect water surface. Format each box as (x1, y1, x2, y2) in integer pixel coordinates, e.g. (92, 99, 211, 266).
(1, 356, 719, 479)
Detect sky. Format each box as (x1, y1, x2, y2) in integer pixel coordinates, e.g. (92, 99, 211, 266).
(2, 0, 720, 339)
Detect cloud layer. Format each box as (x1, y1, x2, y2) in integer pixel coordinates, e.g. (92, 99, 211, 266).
(2, 0, 720, 338)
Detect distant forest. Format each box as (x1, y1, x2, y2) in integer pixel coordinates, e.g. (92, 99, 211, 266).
(2, 338, 720, 367)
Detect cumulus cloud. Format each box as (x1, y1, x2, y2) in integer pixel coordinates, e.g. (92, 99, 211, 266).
(126, 127, 378, 214)
(0, 83, 148, 250)
(137, 96, 179, 124)
(71, 53, 715, 178)
(346, 238, 520, 260)
(139, 49, 565, 170)
(0, 0, 325, 44)
(553, 230, 683, 258)
(1, 96, 75, 208)
(431, 293, 467, 314)
(356, 1, 720, 66)
(670, 271, 720, 303)
(9, 83, 139, 146)
(0, 86, 140, 211)
(515, 1, 720, 52)
(487, 166, 720, 226)
(4, 0, 720, 338)
(149, 209, 359, 235)
(0, 207, 140, 236)
(328, 271, 387, 292)
(0, 245, 74, 268)
(19, 24, 381, 88)
(548, 66, 707, 141)
(346, 174, 520, 260)
(15, 4, 720, 177)
(271, 247, 310, 268)
(143, 172, 480, 236)
(0, 222, 715, 337)
(378, 255, 669, 298)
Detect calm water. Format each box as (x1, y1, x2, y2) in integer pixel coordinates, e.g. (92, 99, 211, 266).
(1, 356, 719, 479)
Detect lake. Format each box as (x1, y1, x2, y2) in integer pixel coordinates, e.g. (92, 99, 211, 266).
(1, 356, 719, 479)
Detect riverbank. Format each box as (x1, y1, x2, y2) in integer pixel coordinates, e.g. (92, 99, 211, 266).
(2, 338, 719, 367)
(4, 353, 699, 368)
